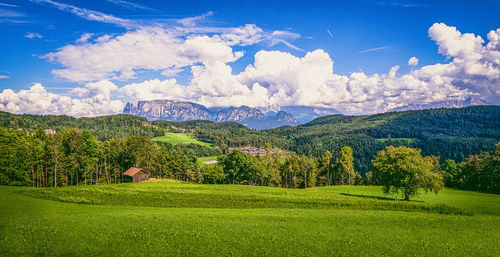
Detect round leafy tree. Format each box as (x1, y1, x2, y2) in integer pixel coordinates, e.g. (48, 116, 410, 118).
(371, 146, 443, 200)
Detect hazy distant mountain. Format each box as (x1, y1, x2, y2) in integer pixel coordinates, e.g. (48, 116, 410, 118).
(210, 106, 265, 123)
(390, 97, 489, 112)
(279, 106, 341, 124)
(124, 100, 299, 129)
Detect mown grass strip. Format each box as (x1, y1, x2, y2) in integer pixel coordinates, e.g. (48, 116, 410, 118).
(18, 182, 471, 215)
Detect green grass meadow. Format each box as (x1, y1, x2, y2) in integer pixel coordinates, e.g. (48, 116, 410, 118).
(1, 182, 499, 256)
(151, 132, 212, 147)
(197, 156, 219, 167)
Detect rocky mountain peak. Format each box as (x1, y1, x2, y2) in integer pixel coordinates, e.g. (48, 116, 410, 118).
(124, 100, 300, 129)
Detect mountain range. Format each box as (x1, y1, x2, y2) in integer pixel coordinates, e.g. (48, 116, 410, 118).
(389, 96, 488, 112)
(123, 100, 340, 129)
(124, 97, 492, 129)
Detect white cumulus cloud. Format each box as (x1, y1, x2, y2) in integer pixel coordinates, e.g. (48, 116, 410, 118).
(2, 23, 499, 117)
(118, 79, 186, 101)
(408, 56, 419, 66)
(43, 26, 268, 82)
(76, 33, 93, 43)
(0, 82, 124, 117)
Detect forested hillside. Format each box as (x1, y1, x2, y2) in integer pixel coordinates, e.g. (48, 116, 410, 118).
(0, 112, 165, 140)
(265, 106, 500, 172)
(153, 120, 287, 150)
(1, 106, 499, 174)
(170, 106, 499, 173)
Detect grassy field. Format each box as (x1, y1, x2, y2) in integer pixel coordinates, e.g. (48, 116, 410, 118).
(151, 132, 212, 147)
(197, 156, 219, 167)
(1, 182, 499, 256)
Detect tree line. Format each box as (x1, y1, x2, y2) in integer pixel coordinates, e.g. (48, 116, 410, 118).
(0, 127, 359, 189)
(201, 143, 499, 195)
(200, 144, 360, 188)
(0, 107, 498, 194)
(441, 143, 499, 194)
(0, 127, 211, 187)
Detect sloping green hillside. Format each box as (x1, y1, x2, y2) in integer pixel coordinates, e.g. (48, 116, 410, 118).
(267, 106, 500, 172)
(19, 181, 476, 215)
(152, 132, 212, 147)
(0, 112, 165, 140)
(186, 106, 499, 172)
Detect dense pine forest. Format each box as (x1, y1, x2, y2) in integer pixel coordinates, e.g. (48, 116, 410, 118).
(268, 106, 500, 172)
(0, 106, 498, 193)
(0, 112, 166, 140)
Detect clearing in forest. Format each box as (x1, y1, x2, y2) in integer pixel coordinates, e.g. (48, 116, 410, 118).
(151, 132, 212, 147)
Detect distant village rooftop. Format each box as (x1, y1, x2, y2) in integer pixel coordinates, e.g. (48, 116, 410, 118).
(229, 146, 280, 156)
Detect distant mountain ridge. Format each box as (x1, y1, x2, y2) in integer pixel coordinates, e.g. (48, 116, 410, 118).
(390, 97, 489, 112)
(279, 106, 341, 124)
(124, 100, 318, 129)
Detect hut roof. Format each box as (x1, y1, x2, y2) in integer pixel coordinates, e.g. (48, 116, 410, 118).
(123, 167, 149, 177)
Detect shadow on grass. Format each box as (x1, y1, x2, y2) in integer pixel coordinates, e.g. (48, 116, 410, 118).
(340, 193, 424, 202)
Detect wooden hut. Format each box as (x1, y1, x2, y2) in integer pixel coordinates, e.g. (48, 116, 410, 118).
(123, 167, 149, 183)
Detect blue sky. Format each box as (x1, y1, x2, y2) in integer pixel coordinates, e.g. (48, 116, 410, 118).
(0, 0, 499, 116)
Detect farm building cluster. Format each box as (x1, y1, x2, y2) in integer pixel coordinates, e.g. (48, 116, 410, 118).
(229, 146, 281, 156)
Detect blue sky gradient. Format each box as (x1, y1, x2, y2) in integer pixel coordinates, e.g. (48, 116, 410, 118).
(0, 0, 499, 115)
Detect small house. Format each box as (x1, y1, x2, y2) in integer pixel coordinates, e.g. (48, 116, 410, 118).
(123, 167, 149, 183)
